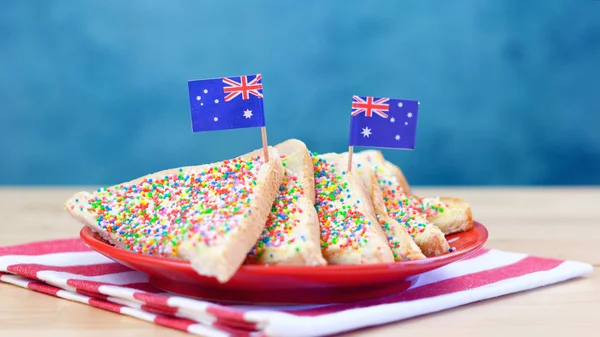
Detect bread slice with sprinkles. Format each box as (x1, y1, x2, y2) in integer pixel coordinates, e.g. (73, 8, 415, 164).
(341, 152, 425, 261)
(356, 150, 473, 235)
(64, 146, 285, 283)
(245, 139, 326, 266)
(312, 152, 394, 264)
(349, 150, 451, 257)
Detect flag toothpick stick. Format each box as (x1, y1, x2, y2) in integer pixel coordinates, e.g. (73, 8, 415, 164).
(261, 126, 269, 162)
(347, 145, 354, 173)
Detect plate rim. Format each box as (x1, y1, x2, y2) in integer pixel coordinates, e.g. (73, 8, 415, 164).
(79, 221, 488, 275)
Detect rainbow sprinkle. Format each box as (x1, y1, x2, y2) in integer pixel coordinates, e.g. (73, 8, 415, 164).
(357, 154, 448, 254)
(73, 156, 266, 258)
(378, 216, 405, 260)
(312, 154, 372, 252)
(248, 156, 307, 260)
(372, 163, 442, 236)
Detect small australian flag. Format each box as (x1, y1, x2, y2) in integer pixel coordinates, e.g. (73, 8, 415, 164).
(349, 95, 419, 150)
(188, 74, 265, 132)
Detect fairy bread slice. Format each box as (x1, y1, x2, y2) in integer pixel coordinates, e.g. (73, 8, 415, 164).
(312, 152, 394, 264)
(246, 139, 326, 266)
(65, 146, 284, 283)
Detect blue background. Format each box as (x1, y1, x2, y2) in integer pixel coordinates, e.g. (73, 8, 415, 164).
(1, 0, 599, 186)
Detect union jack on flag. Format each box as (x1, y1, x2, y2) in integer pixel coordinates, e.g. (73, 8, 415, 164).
(188, 74, 265, 132)
(222, 74, 263, 101)
(349, 95, 420, 150)
(351, 96, 390, 118)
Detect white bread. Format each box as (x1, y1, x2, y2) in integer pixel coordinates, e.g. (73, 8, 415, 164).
(312, 152, 394, 264)
(417, 196, 473, 235)
(350, 150, 451, 257)
(245, 139, 326, 266)
(65, 146, 285, 283)
(341, 152, 425, 261)
(360, 150, 474, 235)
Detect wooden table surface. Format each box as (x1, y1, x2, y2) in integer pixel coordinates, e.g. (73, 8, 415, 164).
(1, 187, 599, 336)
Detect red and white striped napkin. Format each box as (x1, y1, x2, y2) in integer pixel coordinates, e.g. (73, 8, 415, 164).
(0, 238, 592, 337)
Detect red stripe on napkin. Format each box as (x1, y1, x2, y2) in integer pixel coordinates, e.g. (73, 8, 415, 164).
(0, 238, 88, 256)
(154, 316, 195, 332)
(142, 304, 179, 316)
(66, 279, 106, 293)
(7, 263, 131, 279)
(89, 297, 124, 313)
(290, 255, 563, 316)
(77, 288, 109, 300)
(134, 291, 170, 306)
(27, 280, 61, 296)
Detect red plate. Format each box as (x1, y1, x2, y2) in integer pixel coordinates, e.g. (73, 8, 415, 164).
(80, 221, 488, 305)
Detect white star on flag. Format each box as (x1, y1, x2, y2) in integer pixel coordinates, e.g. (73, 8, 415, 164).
(243, 109, 253, 119)
(196, 96, 201, 101)
(390, 117, 396, 123)
(213, 117, 218, 122)
(405, 122, 408, 125)
(203, 89, 208, 94)
(395, 134, 401, 141)
(361, 127, 372, 138)
(214, 99, 219, 104)
(407, 112, 413, 118)
(398, 102, 403, 108)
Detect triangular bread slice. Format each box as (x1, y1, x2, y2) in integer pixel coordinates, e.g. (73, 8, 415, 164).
(349, 150, 451, 257)
(65, 146, 285, 283)
(357, 150, 473, 235)
(340, 152, 425, 261)
(245, 139, 326, 266)
(312, 152, 394, 264)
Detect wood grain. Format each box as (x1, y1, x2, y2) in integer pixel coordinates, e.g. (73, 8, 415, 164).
(1, 187, 599, 336)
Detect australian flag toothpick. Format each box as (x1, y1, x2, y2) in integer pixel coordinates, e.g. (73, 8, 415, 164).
(188, 74, 265, 132)
(187, 73, 270, 161)
(349, 95, 419, 150)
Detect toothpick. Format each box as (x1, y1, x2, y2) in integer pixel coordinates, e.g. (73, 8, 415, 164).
(261, 126, 269, 162)
(347, 145, 354, 173)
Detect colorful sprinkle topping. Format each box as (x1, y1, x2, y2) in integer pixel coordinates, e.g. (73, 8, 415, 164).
(312, 154, 371, 252)
(248, 156, 306, 260)
(372, 163, 441, 236)
(378, 216, 405, 260)
(357, 154, 445, 240)
(76, 156, 265, 257)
